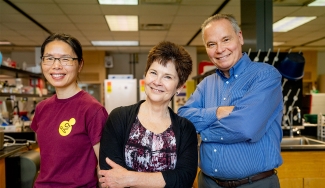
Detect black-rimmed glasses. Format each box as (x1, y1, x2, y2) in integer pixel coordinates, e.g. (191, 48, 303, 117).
(41, 56, 78, 66)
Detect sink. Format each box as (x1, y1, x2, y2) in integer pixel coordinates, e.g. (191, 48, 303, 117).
(281, 137, 325, 145)
(281, 137, 325, 150)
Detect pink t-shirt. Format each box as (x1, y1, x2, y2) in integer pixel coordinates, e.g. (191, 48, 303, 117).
(31, 90, 108, 188)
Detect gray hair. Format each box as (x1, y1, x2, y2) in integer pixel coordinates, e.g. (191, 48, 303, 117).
(201, 14, 241, 42)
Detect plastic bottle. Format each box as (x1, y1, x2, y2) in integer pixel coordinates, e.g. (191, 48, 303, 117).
(0, 113, 9, 126)
(0, 51, 2, 66)
(0, 101, 9, 125)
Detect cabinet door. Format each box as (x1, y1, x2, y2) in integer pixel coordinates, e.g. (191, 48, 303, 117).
(0, 158, 5, 188)
(279, 178, 303, 188)
(304, 178, 325, 188)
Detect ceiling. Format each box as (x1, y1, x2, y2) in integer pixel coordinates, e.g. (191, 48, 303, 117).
(0, 0, 325, 54)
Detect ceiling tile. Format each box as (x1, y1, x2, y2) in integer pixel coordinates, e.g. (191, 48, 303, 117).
(139, 31, 167, 37)
(169, 24, 199, 32)
(68, 15, 106, 24)
(140, 39, 164, 46)
(181, 0, 224, 6)
(44, 23, 79, 31)
(75, 23, 109, 31)
(291, 6, 325, 17)
(83, 31, 113, 39)
(138, 5, 178, 15)
(177, 5, 218, 16)
(0, 0, 324, 53)
(173, 16, 208, 24)
(33, 15, 71, 23)
(3, 23, 41, 31)
(139, 16, 174, 24)
(54, 0, 98, 4)
(307, 38, 325, 46)
(59, 4, 102, 15)
(15, 3, 63, 14)
(0, 14, 31, 23)
(189, 34, 203, 46)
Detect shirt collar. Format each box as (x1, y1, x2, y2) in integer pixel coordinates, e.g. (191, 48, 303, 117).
(215, 53, 251, 79)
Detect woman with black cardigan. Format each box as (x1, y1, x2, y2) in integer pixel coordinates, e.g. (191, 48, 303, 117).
(99, 41, 198, 188)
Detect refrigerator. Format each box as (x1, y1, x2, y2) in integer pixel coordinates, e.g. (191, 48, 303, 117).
(104, 79, 137, 114)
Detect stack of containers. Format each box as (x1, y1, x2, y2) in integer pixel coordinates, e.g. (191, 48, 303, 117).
(317, 113, 325, 138)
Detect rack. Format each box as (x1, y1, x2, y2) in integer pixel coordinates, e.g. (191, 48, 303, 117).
(0, 65, 42, 78)
(0, 93, 50, 98)
(0, 65, 51, 98)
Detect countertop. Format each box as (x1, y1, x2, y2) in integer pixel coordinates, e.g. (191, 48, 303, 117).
(0, 143, 38, 159)
(0, 145, 29, 159)
(281, 135, 325, 151)
(1, 130, 37, 159)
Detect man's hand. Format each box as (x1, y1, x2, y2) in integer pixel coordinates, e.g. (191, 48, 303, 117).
(98, 158, 130, 188)
(217, 106, 235, 119)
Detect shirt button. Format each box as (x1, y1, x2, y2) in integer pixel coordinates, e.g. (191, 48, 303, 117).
(226, 81, 229, 84)
(235, 75, 238, 77)
(214, 149, 217, 152)
(204, 138, 207, 141)
(223, 98, 226, 100)
(221, 137, 223, 140)
(215, 169, 218, 172)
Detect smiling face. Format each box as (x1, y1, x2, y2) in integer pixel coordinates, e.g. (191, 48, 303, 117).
(41, 40, 83, 91)
(203, 19, 244, 77)
(144, 61, 180, 104)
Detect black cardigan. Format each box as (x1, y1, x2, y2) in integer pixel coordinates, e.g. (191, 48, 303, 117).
(99, 100, 198, 188)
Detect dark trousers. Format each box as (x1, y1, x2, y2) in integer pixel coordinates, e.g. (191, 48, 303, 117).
(198, 170, 280, 188)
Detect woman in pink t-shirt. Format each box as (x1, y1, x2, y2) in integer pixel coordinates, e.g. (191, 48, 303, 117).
(31, 33, 108, 188)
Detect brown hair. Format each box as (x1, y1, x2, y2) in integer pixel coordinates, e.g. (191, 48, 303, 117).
(144, 41, 193, 88)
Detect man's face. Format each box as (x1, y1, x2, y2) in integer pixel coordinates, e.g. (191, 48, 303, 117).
(203, 19, 244, 76)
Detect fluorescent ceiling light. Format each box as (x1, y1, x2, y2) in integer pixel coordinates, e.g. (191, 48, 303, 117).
(273, 16, 316, 32)
(98, 0, 138, 5)
(141, 0, 181, 4)
(105, 15, 138, 31)
(273, 42, 285, 46)
(0, 41, 12, 45)
(308, 0, 325, 6)
(91, 41, 139, 46)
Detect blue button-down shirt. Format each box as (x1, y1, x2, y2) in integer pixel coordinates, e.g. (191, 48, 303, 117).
(178, 53, 283, 179)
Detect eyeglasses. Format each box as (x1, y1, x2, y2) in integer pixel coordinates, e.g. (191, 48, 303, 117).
(41, 56, 78, 66)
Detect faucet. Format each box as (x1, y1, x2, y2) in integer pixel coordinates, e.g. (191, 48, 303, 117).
(289, 106, 301, 138)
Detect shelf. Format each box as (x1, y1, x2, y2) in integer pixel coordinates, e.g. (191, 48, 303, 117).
(192, 68, 216, 80)
(0, 65, 42, 78)
(0, 93, 52, 98)
(0, 65, 51, 98)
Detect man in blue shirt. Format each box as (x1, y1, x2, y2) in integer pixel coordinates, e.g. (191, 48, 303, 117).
(178, 14, 283, 188)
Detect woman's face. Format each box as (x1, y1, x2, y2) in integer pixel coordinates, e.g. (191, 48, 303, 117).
(41, 40, 82, 90)
(145, 61, 180, 104)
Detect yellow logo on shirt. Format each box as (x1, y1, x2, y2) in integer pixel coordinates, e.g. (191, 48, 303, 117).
(58, 118, 76, 136)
